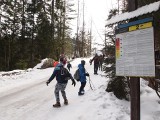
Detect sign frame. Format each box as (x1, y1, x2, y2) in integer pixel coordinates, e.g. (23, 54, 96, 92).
(115, 17, 155, 77)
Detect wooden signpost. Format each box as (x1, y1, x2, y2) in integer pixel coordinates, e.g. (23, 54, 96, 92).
(115, 17, 155, 120)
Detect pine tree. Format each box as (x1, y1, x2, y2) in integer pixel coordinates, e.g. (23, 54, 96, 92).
(0, 0, 84, 71)
(104, 0, 130, 100)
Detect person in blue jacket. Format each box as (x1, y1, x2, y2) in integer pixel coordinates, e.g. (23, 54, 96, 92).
(78, 60, 89, 95)
(46, 58, 76, 107)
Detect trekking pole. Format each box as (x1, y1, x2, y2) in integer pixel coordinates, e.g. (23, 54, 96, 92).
(90, 76, 96, 89)
(88, 76, 95, 90)
(88, 77, 93, 90)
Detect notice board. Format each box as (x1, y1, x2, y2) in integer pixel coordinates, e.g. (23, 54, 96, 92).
(115, 18, 155, 77)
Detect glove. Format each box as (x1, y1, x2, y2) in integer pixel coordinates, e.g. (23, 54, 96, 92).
(85, 73, 89, 77)
(46, 81, 50, 86)
(72, 79, 76, 87)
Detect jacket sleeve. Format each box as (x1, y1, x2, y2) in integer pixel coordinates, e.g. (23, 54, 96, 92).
(48, 70, 57, 83)
(69, 73, 74, 81)
(90, 57, 94, 63)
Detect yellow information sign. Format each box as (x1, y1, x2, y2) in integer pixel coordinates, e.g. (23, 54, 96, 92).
(129, 22, 152, 32)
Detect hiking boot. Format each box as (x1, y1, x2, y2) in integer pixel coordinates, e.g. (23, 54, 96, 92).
(53, 102, 61, 107)
(78, 92, 84, 96)
(81, 90, 85, 94)
(64, 99, 68, 105)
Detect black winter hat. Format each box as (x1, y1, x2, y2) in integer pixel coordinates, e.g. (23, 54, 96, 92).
(81, 60, 85, 65)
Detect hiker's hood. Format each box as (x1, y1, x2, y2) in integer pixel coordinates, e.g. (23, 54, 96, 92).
(57, 62, 64, 67)
(78, 64, 84, 68)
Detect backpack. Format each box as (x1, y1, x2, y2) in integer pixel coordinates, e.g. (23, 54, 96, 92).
(74, 69, 80, 81)
(60, 66, 71, 81)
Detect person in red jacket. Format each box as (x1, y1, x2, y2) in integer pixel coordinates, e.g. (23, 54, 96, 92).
(53, 61, 59, 67)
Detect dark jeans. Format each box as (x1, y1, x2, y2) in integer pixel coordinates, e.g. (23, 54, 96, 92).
(99, 63, 103, 71)
(79, 82, 86, 93)
(94, 64, 99, 74)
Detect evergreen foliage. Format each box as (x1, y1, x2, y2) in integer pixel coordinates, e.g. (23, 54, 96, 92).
(0, 0, 76, 71)
(103, 45, 130, 100)
(104, 0, 130, 100)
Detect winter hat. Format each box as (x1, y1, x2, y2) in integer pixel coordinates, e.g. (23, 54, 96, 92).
(81, 60, 85, 65)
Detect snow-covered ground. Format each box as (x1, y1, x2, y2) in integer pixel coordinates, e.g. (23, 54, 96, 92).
(0, 57, 160, 120)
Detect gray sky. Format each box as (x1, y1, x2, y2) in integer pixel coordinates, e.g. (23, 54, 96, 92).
(70, 0, 117, 50)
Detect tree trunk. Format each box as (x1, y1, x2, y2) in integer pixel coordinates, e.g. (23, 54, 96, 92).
(51, 0, 55, 42)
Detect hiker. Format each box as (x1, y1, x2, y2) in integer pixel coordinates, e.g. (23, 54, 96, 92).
(46, 58, 76, 107)
(78, 60, 89, 95)
(53, 61, 59, 67)
(98, 55, 104, 71)
(90, 53, 100, 75)
(59, 54, 67, 66)
(67, 61, 72, 71)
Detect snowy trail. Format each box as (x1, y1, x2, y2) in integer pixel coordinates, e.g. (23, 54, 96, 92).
(0, 78, 55, 120)
(0, 58, 131, 120)
(0, 79, 92, 120)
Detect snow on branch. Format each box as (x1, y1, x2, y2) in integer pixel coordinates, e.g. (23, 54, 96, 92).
(106, 1, 160, 26)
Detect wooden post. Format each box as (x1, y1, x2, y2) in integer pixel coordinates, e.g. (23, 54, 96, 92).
(128, 0, 140, 120)
(128, 0, 137, 12)
(130, 77, 140, 120)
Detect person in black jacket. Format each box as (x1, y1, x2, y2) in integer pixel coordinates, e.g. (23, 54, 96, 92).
(46, 58, 76, 107)
(98, 54, 104, 71)
(67, 61, 72, 71)
(90, 53, 100, 75)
